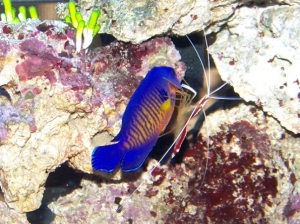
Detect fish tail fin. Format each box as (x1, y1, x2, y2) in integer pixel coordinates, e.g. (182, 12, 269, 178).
(91, 142, 125, 173)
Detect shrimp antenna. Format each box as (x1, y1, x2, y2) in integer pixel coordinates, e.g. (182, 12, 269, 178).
(181, 84, 197, 99)
(185, 30, 211, 191)
(185, 30, 211, 95)
(199, 104, 209, 189)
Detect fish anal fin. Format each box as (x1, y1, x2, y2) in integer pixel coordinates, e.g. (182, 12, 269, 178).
(121, 142, 154, 172)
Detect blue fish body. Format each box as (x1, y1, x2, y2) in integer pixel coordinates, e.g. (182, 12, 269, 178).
(92, 66, 182, 172)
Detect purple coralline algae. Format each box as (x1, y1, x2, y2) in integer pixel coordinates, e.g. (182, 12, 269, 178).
(0, 19, 184, 213)
(48, 104, 299, 223)
(284, 194, 300, 224)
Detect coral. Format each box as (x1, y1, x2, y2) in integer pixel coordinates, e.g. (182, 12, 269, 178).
(48, 104, 298, 223)
(209, 5, 300, 134)
(64, 1, 101, 52)
(0, 19, 184, 213)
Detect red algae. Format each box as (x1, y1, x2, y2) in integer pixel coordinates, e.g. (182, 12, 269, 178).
(16, 55, 54, 81)
(150, 210, 157, 217)
(229, 120, 271, 155)
(59, 69, 91, 91)
(20, 38, 47, 54)
(15, 37, 92, 99)
(145, 188, 159, 198)
(165, 120, 278, 223)
(36, 23, 55, 33)
(91, 37, 183, 100)
(2, 25, 12, 34)
(16, 38, 63, 83)
(46, 71, 57, 84)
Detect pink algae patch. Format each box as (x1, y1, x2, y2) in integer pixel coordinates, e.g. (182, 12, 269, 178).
(15, 39, 61, 82)
(16, 55, 54, 81)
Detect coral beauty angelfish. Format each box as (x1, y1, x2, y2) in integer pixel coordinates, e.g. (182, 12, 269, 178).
(92, 66, 182, 173)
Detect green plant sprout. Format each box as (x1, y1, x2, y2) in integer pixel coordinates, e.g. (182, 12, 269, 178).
(28, 6, 39, 19)
(18, 6, 27, 21)
(65, 1, 101, 52)
(76, 20, 85, 53)
(3, 0, 13, 22)
(67, 1, 78, 28)
(1, 0, 39, 23)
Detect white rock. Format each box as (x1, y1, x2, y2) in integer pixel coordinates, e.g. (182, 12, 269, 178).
(209, 6, 300, 134)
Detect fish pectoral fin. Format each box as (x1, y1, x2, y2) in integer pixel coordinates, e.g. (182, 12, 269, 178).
(121, 142, 155, 172)
(91, 143, 125, 173)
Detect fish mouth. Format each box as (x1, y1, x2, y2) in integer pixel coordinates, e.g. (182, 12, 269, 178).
(168, 82, 182, 95)
(164, 77, 183, 90)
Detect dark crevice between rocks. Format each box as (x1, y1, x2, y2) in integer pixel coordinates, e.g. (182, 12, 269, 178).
(0, 87, 12, 102)
(170, 33, 207, 99)
(26, 162, 84, 224)
(0, 187, 5, 203)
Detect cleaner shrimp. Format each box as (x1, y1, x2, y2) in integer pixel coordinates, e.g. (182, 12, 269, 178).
(116, 31, 241, 215)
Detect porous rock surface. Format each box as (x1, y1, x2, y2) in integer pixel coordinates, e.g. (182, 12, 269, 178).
(209, 5, 300, 134)
(56, 0, 300, 44)
(0, 201, 28, 224)
(56, 0, 300, 134)
(0, 0, 299, 222)
(44, 1, 300, 223)
(0, 19, 184, 213)
(48, 104, 300, 223)
(55, 0, 245, 43)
